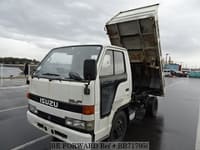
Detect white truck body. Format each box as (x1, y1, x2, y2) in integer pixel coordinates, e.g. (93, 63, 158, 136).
(27, 4, 164, 142)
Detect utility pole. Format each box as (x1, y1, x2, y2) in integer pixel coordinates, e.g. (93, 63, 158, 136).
(168, 56, 171, 64)
(165, 53, 169, 64)
(0, 58, 4, 86)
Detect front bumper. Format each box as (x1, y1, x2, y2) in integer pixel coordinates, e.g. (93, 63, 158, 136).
(27, 111, 92, 143)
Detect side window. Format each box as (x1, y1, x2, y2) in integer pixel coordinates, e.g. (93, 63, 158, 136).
(100, 50, 113, 76)
(114, 51, 125, 74)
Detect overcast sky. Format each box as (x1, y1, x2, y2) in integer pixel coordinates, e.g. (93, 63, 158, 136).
(0, 0, 200, 67)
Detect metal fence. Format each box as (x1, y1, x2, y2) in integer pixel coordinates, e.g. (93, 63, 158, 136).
(0, 64, 38, 87)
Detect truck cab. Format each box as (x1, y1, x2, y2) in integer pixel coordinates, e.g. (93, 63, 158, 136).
(27, 4, 164, 142)
(27, 45, 133, 142)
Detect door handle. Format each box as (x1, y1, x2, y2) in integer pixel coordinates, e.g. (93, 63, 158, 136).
(125, 88, 129, 92)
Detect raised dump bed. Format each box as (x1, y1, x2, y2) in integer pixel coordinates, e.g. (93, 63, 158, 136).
(106, 4, 164, 96)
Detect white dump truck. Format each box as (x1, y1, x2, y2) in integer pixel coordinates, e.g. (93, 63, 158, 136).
(27, 4, 164, 142)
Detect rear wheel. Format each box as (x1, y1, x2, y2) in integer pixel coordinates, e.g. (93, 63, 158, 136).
(108, 111, 128, 141)
(146, 97, 158, 118)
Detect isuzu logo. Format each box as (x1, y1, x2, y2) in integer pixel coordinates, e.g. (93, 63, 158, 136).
(39, 98, 59, 108)
(69, 99, 82, 104)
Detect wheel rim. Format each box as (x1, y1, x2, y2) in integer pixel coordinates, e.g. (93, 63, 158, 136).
(112, 116, 126, 140)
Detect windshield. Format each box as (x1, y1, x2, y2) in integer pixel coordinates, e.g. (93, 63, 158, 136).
(34, 45, 102, 80)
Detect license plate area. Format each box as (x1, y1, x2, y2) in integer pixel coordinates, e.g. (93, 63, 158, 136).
(37, 122, 68, 139)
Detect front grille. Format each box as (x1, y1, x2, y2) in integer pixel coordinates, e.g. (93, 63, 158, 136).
(28, 93, 82, 113)
(37, 110, 65, 127)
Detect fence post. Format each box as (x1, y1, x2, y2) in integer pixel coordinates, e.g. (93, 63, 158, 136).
(0, 63, 3, 86)
(28, 64, 31, 76)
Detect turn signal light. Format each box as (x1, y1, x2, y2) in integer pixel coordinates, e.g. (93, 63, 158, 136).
(82, 105, 94, 115)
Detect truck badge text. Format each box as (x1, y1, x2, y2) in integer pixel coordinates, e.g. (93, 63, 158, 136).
(39, 98, 59, 108)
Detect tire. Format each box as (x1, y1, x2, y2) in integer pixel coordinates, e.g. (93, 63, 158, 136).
(146, 97, 158, 118)
(108, 111, 128, 141)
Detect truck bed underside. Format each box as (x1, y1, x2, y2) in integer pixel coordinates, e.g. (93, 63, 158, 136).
(106, 15, 164, 96)
(131, 63, 162, 95)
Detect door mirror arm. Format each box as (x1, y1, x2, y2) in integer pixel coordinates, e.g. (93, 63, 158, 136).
(84, 81, 90, 95)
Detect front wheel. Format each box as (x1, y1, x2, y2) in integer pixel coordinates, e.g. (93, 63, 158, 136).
(108, 111, 128, 141)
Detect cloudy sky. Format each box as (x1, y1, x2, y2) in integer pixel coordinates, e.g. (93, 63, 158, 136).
(0, 0, 200, 67)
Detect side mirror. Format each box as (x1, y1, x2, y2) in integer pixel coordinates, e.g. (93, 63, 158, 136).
(84, 59, 97, 80)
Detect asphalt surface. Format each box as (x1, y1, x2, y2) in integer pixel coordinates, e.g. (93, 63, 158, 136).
(0, 78, 26, 87)
(0, 78, 200, 150)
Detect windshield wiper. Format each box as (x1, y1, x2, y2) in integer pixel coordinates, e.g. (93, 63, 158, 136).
(42, 73, 60, 76)
(68, 72, 82, 81)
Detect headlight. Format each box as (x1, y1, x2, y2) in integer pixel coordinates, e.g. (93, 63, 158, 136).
(65, 117, 94, 131)
(85, 121, 94, 131)
(28, 104, 38, 114)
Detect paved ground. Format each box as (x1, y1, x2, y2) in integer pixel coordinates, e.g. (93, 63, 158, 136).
(0, 78, 200, 150)
(0, 78, 26, 87)
(125, 78, 200, 150)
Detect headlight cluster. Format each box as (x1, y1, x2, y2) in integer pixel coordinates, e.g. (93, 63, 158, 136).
(28, 103, 94, 132)
(65, 117, 94, 131)
(28, 104, 38, 114)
